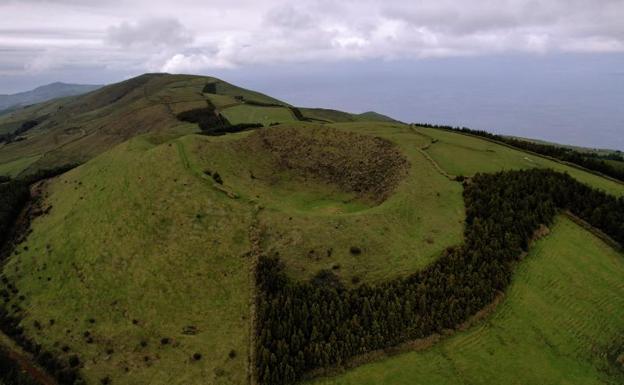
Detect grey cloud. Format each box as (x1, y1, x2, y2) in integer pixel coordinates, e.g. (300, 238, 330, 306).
(1, 0, 623, 78)
(265, 5, 316, 29)
(106, 18, 193, 48)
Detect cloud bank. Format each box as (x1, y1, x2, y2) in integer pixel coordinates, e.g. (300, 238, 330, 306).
(0, 0, 623, 76)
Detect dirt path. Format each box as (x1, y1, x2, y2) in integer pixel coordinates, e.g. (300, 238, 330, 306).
(409, 125, 458, 181)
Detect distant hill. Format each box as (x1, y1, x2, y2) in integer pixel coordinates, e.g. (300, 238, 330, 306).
(0, 82, 102, 112)
(0, 73, 402, 176)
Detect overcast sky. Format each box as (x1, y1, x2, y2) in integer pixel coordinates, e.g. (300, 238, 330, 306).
(1, 0, 623, 90)
(1, 0, 623, 149)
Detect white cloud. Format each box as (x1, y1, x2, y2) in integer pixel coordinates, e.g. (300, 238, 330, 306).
(0, 0, 623, 76)
(161, 52, 235, 73)
(106, 18, 193, 48)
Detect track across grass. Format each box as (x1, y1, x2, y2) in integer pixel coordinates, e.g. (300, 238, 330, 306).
(416, 126, 624, 196)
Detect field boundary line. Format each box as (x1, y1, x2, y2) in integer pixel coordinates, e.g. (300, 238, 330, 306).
(426, 127, 624, 187)
(409, 125, 457, 181)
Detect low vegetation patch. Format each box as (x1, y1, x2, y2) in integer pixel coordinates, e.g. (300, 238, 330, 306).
(240, 126, 409, 203)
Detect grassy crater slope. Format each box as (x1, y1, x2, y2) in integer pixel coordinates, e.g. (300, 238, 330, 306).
(2, 136, 254, 385)
(312, 216, 624, 385)
(1, 123, 465, 384)
(183, 122, 465, 283)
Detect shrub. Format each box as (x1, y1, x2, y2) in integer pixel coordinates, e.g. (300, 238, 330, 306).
(212, 172, 223, 185)
(202, 83, 217, 94)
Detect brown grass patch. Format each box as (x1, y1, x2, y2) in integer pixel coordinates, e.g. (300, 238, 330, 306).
(238, 126, 409, 203)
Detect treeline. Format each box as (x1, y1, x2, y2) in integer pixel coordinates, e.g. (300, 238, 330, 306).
(0, 179, 30, 248)
(202, 82, 217, 94)
(0, 348, 40, 385)
(416, 123, 624, 182)
(0, 120, 42, 144)
(255, 169, 624, 384)
(0, 164, 85, 385)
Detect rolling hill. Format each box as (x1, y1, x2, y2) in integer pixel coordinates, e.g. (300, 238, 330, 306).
(0, 74, 623, 385)
(0, 83, 102, 113)
(0, 74, 401, 178)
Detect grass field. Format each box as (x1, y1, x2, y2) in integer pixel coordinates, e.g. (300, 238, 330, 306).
(220, 104, 298, 126)
(2, 136, 254, 385)
(606, 159, 624, 171)
(205, 94, 242, 109)
(416, 127, 624, 196)
(0, 154, 41, 176)
(311, 216, 624, 385)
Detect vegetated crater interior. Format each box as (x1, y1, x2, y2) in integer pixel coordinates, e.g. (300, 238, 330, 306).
(232, 126, 410, 214)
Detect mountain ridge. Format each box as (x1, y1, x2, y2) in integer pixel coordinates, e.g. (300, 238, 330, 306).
(0, 82, 102, 112)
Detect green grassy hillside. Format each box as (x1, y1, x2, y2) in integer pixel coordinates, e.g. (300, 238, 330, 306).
(2, 136, 254, 385)
(183, 123, 464, 283)
(0, 122, 463, 384)
(312, 216, 624, 385)
(0, 74, 403, 178)
(1, 74, 624, 385)
(221, 105, 298, 126)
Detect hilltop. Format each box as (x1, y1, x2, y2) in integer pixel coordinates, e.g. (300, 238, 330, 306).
(0, 74, 399, 177)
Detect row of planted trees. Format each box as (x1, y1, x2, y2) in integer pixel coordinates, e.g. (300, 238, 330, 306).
(255, 168, 624, 384)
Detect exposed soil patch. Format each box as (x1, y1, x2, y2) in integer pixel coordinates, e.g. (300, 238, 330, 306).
(239, 126, 409, 203)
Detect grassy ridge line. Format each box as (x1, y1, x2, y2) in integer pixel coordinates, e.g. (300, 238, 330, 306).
(427, 126, 624, 187)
